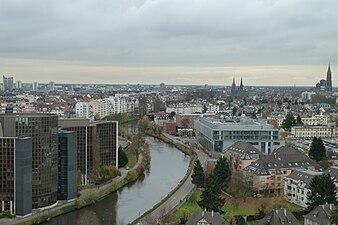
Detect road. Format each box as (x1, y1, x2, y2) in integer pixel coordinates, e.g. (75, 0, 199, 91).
(138, 133, 209, 224)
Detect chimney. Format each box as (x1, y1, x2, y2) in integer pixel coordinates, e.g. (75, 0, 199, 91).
(330, 204, 333, 210)
(212, 210, 214, 217)
(202, 210, 204, 217)
(284, 208, 286, 216)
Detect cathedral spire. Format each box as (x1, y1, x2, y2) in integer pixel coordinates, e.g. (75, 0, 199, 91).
(328, 63, 331, 73)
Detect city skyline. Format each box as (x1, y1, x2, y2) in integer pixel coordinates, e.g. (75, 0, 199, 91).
(1, 0, 337, 86)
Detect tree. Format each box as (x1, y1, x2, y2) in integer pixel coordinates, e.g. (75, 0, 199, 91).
(191, 160, 205, 187)
(94, 165, 119, 185)
(179, 208, 191, 225)
(169, 111, 176, 119)
(138, 116, 151, 131)
(281, 113, 296, 130)
(118, 146, 128, 168)
(198, 175, 225, 213)
(307, 173, 337, 210)
(214, 157, 230, 187)
(296, 115, 303, 125)
(232, 107, 237, 116)
(228, 214, 237, 225)
(309, 137, 326, 161)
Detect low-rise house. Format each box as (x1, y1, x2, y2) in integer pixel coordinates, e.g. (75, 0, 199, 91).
(284, 169, 322, 207)
(223, 141, 262, 170)
(259, 208, 300, 225)
(186, 210, 226, 225)
(303, 204, 335, 225)
(244, 146, 322, 194)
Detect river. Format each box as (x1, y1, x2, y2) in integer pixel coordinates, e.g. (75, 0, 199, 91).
(43, 136, 190, 225)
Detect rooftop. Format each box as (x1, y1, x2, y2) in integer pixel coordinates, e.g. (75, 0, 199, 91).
(197, 117, 276, 130)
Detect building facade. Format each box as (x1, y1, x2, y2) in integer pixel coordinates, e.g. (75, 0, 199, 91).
(0, 114, 59, 208)
(244, 146, 322, 194)
(283, 169, 322, 207)
(291, 126, 337, 138)
(59, 119, 118, 185)
(195, 117, 283, 154)
(3, 76, 14, 92)
(0, 137, 32, 216)
(58, 131, 77, 201)
(75, 102, 92, 121)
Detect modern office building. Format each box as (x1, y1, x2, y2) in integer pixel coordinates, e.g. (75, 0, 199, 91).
(0, 114, 59, 208)
(195, 117, 283, 154)
(59, 118, 118, 185)
(0, 137, 32, 216)
(58, 131, 77, 200)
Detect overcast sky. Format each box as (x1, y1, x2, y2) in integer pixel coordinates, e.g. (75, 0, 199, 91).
(0, 0, 337, 86)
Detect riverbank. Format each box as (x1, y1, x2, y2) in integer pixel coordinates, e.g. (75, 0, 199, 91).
(131, 131, 203, 225)
(2, 146, 148, 225)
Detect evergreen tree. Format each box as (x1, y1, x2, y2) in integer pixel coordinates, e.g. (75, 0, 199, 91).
(281, 113, 296, 130)
(118, 146, 128, 168)
(198, 175, 225, 213)
(191, 159, 205, 187)
(307, 173, 337, 210)
(214, 157, 230, 187)
(309, 137, 326, 161)
(296, 115, 303, 125)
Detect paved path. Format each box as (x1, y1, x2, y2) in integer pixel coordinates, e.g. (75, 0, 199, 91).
(138, 133, 209, 224)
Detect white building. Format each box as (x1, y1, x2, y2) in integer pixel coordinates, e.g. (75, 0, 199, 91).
(284, 169, 322, 207)
(301, 114, 329, 126)
(166, 103, 204, 114)
(75, 102, 92, 120)
(106, 94, 139, 114)
(291, 126, 337, 138)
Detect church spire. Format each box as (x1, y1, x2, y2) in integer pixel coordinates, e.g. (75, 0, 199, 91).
(328, 63, 331, 73)
(232, 77, 235, 85)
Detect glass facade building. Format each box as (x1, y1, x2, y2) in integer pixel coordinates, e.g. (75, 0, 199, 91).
(59, 119, 118, 185)
(195, 118, 283, 154)
(0, 114, 58, 208)
(58, 131, 77, 200)
(0, 137, 32, 216)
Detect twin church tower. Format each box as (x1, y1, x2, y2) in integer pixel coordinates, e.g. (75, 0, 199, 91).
(231, 77, 245, 98)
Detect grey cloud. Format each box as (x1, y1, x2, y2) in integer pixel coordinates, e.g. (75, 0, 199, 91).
(0, 0, 338, 83)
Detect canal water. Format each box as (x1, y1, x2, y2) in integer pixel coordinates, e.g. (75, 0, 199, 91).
(43, 136, 190, 225)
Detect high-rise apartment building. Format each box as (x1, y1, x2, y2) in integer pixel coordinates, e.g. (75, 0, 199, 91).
(16, 80, 22, 89)
(3, 76, 14, 92)
(59, 118, 118, 185)
(0, 114, 59, 208)
(0, 137, 32, 216)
